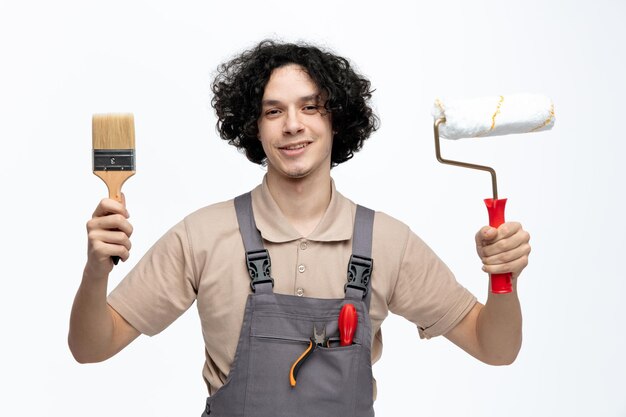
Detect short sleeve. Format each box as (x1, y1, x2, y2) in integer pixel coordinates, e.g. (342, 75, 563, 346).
(107, 218, 197, 336)
(388, 230, 477, 339)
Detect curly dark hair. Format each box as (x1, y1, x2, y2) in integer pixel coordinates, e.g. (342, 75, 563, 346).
(211, 40, 379, 166)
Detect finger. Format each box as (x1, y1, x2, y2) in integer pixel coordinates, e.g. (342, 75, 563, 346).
(480, 229, 530, 258)
(90, 240, 131, 262)
(92, 198, 130, 219)
(88, 229, 132, 251)
(493, 222, 522, 240)
(475, 226, 497, 246)
(476, 222, 523, 249)
(87, 215, 134, 236)
(482, 254, 529, 276)
(481, 242, 531, 266)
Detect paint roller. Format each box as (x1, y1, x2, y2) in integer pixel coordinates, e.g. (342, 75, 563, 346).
(432, 93, 555, 294)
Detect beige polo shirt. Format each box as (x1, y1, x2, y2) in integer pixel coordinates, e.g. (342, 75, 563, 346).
(108, 177, 477, 394)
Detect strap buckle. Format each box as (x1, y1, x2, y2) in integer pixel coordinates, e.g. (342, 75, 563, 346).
(246, 249, 274, 291)
(345, 254, 373, 298)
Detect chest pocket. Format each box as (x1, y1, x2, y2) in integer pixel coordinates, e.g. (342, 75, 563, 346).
(245, 302, 370, 416)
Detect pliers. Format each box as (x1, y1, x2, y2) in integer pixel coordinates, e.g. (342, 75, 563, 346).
(289, 325, 329, 387)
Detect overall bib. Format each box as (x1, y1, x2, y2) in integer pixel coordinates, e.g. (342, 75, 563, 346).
(201, 192, 376, 417)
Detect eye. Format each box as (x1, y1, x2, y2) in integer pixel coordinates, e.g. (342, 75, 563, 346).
(302, 105, 320, 114)
(264, 109, 282, 117)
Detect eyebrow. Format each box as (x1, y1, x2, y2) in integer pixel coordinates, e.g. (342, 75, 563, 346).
(261, 93, 321, 107)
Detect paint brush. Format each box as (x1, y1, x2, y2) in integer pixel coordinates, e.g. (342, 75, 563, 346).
(92, 113, 136, 265)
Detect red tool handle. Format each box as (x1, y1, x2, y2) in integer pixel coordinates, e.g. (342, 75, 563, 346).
(484, 198, 512, 294)
(339, 304, 358, 346)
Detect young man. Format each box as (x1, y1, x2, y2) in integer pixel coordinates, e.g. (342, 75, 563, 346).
(69, 40, 530, 415)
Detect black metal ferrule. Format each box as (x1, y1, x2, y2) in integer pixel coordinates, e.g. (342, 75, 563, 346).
(246, 249, 274, 291)
(345, 254, 373, 298)
(93, 149, 135, 171)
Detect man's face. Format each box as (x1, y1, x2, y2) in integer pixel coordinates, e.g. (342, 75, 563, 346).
(257, 64, 333, 180)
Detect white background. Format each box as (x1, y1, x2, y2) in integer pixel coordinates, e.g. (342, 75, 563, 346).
(1, 0, 625, 416)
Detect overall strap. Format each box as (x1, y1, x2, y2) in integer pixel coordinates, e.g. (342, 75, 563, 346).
(345, 205, 375, 309)
(234, 192, 274, 294)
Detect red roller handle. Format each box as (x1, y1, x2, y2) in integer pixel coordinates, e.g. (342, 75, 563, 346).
(339, 304, 357, 346)
(484, 198, 513, 294)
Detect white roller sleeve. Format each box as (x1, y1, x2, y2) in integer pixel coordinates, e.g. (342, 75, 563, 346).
(432, 94, 555, 139)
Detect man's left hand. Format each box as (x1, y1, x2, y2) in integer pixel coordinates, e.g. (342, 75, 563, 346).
(475, 222, 531, 280)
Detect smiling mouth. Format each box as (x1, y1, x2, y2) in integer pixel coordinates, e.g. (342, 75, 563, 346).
(279, 142, 311, 150)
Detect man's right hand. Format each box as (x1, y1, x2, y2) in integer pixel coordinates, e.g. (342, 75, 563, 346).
(69, 195, 140, 363)
(85, 196, 133, 277)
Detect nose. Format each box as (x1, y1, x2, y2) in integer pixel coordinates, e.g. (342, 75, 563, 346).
(283, 108, 304, 135)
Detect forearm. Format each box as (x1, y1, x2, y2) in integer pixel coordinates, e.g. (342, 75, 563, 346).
(68, 266, 116, 363)
(476, 278, 522, 365)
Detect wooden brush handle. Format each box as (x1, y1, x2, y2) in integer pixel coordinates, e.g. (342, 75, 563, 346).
(94, 170, 135, 264)
(94, 171, 135, 202)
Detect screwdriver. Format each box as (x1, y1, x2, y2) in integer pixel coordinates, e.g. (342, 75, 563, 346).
(339, 304, 357, 346)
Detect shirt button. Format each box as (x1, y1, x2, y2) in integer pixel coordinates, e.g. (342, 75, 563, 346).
(296, 288, 304, 297)
(300, 241, 308, 250)
(298, 264, 306, 273)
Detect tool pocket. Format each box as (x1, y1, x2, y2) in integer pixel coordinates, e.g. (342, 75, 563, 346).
(245, 312, 361, 417)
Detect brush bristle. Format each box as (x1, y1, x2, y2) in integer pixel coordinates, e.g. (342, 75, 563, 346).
(92, 113, 135, 149)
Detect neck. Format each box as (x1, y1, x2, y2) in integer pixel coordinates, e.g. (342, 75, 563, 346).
(265, 168, 332, 237)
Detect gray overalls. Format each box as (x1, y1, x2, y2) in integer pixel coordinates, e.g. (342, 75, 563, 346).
(201, 192, 375, 417)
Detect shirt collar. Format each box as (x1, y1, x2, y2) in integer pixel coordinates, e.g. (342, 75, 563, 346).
(251, 175, 354, 243)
